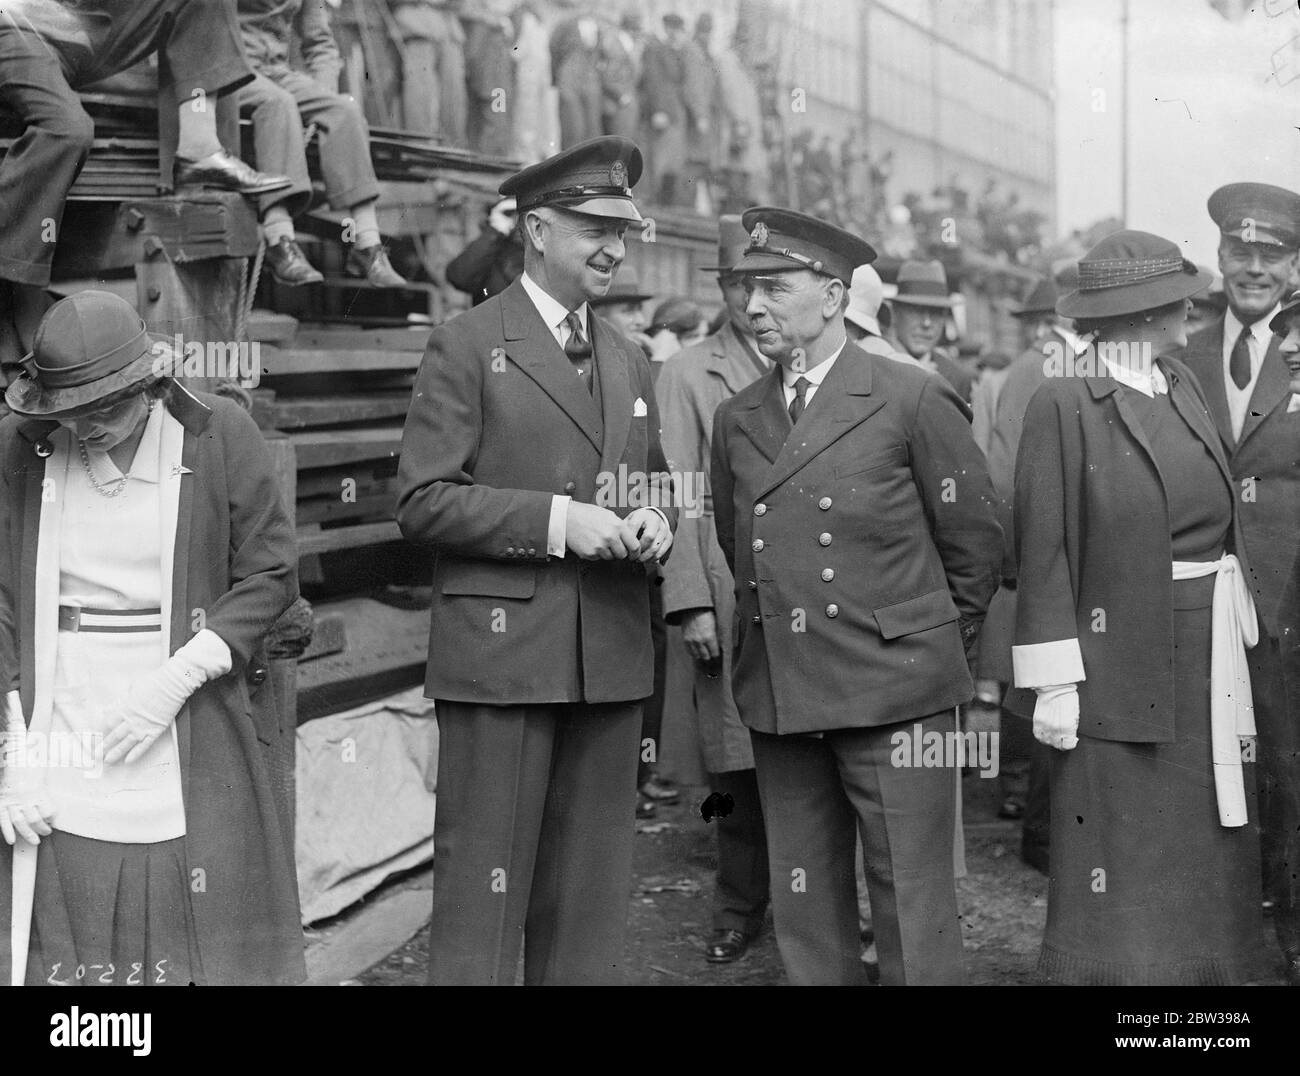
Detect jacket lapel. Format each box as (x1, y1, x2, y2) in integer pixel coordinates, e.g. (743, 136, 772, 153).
(592, 315, 633, 476)
(1183, 319, 1234, 449)
(1087, 374, 1162, 487)
(736, 366, 791, 465)
(1167, 362, 1234, 493)
(759, 344, 884, 498)
(1238, 335, 1290, 449)
(499, 279, 603, 453)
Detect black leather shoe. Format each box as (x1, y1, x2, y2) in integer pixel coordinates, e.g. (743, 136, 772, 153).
(706, 928, 752, 963)
(265, 237, 324, 286)
(635, 795, 657, 821)
(639, 775, 680, 803)
(174, 150, 292, 196)
(345, 243, 407, 287)
(1285, 953, 1300, 986)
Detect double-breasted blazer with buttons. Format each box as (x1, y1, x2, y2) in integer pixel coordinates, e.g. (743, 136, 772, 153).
(396, 277, 678, 706)
(1176, 319, 1300, 640)
(710, 342, 1002, 735)
(1013, 357, 1251, 743)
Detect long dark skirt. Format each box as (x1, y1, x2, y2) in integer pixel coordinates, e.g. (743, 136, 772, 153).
(1039, 577, 1263, 985)
(25, 830, 201, 986)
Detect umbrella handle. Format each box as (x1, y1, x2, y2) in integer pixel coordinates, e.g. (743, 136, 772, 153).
(10, 840, 37, 986)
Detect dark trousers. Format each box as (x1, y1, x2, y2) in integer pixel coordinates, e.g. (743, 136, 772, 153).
(427, 699, 642, 985)
(751, 711, 966, 986)
(1253, 636, 1299, 957)
(708, 767, 769, 935)
(0, 0, 251, 285)
(637, 583, 667, 787)
(237, 69, 380, 217)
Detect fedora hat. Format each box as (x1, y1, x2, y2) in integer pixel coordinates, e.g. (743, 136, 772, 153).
(1056, 230, 1213, 320)
(4, 291, 178, 418)
(892, 260, 954, 309)
(844, 264, 885, 336)
(590, 266, 654, 307)
(698, 214, 750, 274)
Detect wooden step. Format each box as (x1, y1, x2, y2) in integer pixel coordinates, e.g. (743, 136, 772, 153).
(288, 428, 402, 469)
(269, 394, 411, 429)
(297, 520, 403, 556)
(259, 345, 424, 376)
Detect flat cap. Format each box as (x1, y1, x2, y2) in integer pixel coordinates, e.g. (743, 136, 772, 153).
(732, 206, 876, 284)
(500, 136, 643, 222)
(1207, 182, 1300, 249)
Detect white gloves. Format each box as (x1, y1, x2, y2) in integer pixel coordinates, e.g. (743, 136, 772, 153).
(1033, 683, 1080, 751)
(0, 691, 54, 846)
(102, 629, 233, 766)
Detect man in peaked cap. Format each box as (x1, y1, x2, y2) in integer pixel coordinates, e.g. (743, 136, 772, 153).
(1176, 181, 1300, 985)
(710, 207, 1002, 984)
(397, 136, 677, 985)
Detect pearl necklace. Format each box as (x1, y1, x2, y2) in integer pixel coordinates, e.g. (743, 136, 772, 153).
(78, 399, 154, 499)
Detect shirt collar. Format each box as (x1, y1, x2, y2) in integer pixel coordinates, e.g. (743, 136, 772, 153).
(85, 398, 164, 484)
(1056, 325, 1084, 354)
(521, 270, 589, 335)
(782, 339, 846, 389)
(1224, 303, 1279, 349)
(1101, 355, 1167, 397)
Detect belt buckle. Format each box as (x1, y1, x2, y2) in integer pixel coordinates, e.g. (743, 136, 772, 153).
(57, 605, 80, 632)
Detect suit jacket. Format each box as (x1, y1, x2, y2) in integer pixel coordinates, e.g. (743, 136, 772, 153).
(710, 343, 1002, 735)
(1176, 317, 1300, 639)
(1014, 358, 1250, 743)
(0, 385, 304, 985)
(932, 351, 975, 404)
(655, 323, 767, 771)
(396, 278, 678, 706)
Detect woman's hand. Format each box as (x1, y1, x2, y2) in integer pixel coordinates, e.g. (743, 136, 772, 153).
(0, 787, 54, 846)
(1033, 684, 1080, 751)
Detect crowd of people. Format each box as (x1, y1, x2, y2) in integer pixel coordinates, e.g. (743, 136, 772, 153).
(0, 3, 1296, 992)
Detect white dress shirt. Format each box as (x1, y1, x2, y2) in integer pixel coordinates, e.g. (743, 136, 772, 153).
(1221, 304, 1278, 440)
(781, 339, 847, 413)
(1101, 354, 1168, 397)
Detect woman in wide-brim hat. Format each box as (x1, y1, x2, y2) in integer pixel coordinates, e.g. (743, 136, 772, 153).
(0, 291, 304, 985)
(1013, 230, 1263, 984)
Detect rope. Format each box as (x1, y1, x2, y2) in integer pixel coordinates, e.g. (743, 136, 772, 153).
(235, 237, 266, 346)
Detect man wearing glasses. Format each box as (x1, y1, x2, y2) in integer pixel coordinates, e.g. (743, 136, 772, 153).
(1177, 181, 1300, 986)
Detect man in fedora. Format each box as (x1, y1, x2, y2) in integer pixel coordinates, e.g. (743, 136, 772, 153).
(1177, 182, 1300, 985)
(655, 214, 773, 962)
(711, 207, 1002, 985)
(590, 266, 655, 352)
(889, 259, 973, 402)
(396, 136, 677, 985)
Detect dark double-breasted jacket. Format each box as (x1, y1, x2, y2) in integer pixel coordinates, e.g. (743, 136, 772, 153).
(710, 342, 1002, 735)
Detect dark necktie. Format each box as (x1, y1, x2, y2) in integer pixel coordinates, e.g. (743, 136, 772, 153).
(788, 376, 810, 426)
(564, 310, 594, 392)
(1229, 326, 1252, 391)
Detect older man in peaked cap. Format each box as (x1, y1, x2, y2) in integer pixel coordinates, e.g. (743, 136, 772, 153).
(397, 136, 677, 985)
(711, 207, 1002, 985)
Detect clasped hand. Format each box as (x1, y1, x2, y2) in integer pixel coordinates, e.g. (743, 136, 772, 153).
(565, 503, 673, 562)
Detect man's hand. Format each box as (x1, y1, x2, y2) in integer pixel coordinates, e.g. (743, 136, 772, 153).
(566, 501, 641, 560)
(680, 608, 720, 663)
(624, 507, 673, 563)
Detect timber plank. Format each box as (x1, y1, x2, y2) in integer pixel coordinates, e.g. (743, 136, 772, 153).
(258, 346, 423, 376)
(297, 521, 403, 556)
(288, 428, 402, 469)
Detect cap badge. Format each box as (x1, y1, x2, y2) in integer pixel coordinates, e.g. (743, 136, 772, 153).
(609, 160, 627, 189)
(750, 222, 769, 248)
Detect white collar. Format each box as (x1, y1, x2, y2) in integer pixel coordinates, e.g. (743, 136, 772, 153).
(1101, 355, 1167, 397)
(782, 339, 846, 389)
(521, 271, 589, 335)
(1224, 303, 1279, 348)
(1055, 325, 1084, 354)
(82, 398, 164, 484)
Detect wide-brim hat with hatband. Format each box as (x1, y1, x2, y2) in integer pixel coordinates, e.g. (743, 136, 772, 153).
(589, 266, 654, 307)
(891, 259, 955, 309)
(1056, 230, 1214, 321)
(698, 214, 750, 273)
(5, 291, 180, 418)
(1207, 181, 1300, 249)
(500, 135, 644, 223)
(730, 206, 877, 285)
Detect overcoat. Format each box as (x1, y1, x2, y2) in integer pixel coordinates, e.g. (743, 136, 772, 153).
(710, 343, 1002, 735)
(1177, 319, 1300, 639)
(655, 323, 766, 771)
(1013, 357, 1251, 743)
(396, 277, 677, 706)
(0, 385, 304, 985)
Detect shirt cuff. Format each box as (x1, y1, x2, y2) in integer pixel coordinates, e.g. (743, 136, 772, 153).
(1012, 638, 1085, 689)
(647, 506, 670, 532)
(548, 495, 570, 558)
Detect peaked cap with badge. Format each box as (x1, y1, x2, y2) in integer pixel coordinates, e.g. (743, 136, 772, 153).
(1207, 181, 1300, 249)
(500, 135, 644, 223)
(731, 206, 876, 284)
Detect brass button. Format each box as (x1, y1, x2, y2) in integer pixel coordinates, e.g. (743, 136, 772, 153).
(248, 665, 268, 685)
(754, 503, 767, 516)
(751, 615, 762, 624)
(747, 580, 757, 590)
(507, 546, 516, 555)
(818, 532, 832, 547)
(564, 481, 577, 494)
(527, 548, 536, 556)
(818, 497, 832, 510)
(826, 604, 839, 618)
(752, 539, 765, 552)
(821, 568, 834, 582)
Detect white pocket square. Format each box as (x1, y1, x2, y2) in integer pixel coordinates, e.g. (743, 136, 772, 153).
(1289, 394, 1300, 414)
(633, 397, 648, 417)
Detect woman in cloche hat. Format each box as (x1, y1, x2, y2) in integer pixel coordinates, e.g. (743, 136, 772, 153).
(1013, 231, 1262, 984)
(0, 292, 304, 985)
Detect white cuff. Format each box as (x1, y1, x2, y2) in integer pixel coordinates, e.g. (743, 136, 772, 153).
(548, 495, 570, 558)
(647, 506, 670, 532)
(1013, 638, 1086, 689)
(175, 628, 234, 681)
